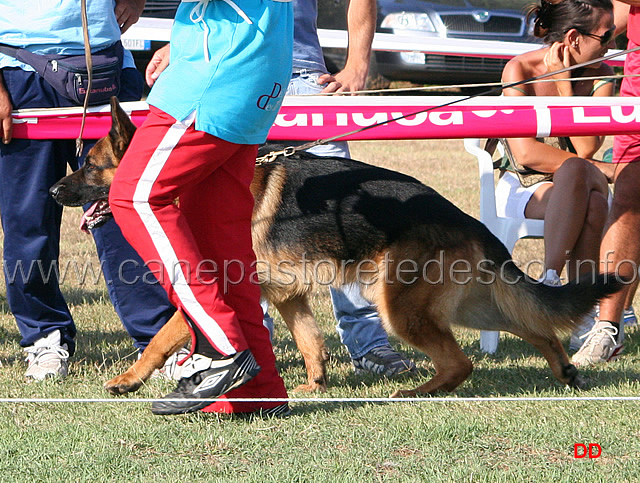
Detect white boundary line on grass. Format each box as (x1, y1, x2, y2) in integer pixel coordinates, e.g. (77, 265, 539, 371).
(0, 397, 639, 404)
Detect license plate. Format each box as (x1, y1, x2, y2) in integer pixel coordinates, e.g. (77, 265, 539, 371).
(122, 39, 151, 51)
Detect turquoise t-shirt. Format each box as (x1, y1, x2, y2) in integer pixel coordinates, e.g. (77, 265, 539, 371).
(147, 0, 294, 145)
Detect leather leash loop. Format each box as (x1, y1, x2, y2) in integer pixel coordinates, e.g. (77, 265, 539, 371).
(76, 0, 92, 158)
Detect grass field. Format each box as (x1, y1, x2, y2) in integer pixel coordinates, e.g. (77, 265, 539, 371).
(1, 139, 639, 481)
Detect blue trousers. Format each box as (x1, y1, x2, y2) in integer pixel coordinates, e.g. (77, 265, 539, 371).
(262, 71, 390, 358)
(0, 67, 175, 355)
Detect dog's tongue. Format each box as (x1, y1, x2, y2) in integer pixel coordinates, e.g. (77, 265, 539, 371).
(79, 201, 101, 234)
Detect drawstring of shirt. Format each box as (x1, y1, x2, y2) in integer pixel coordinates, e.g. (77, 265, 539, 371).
(183, 0, 253, 62)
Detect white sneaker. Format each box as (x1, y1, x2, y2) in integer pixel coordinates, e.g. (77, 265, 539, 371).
(572, 320, 623, 367)
(149, 347, 212, 381)
(24, 330, 69, 380)
(570, 306, 598, 352)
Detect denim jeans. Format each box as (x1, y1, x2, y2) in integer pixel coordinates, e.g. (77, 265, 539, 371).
(262, 71, 390, 358)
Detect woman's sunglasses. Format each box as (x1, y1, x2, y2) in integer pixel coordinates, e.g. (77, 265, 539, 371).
(576, 26, 615, 46)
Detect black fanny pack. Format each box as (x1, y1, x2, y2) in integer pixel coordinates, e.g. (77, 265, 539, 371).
(0, 41, 123, 105)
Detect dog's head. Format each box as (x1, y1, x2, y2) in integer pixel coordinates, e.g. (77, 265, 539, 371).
(49, 97, 136, 231)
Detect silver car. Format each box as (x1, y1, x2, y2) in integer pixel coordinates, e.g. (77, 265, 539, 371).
(319, 0, 537, 88)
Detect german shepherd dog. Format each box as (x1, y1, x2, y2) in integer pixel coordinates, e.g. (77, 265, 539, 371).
(50, 98, 621, 397)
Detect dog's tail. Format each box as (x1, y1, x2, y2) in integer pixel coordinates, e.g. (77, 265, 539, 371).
(491, 260, 624, 336)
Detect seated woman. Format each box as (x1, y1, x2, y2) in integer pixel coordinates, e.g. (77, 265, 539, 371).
(497, 0, 619, 348)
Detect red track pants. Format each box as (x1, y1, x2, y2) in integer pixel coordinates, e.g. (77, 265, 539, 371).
(110, 106, 287, 413)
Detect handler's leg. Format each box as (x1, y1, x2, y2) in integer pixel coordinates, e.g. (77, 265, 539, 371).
(110, 108, 259, 414)
(179, 152, 288, 414)
(0, 68, 76, 380)
(574, 47, 640, 366)
(574, 161, 640, 366)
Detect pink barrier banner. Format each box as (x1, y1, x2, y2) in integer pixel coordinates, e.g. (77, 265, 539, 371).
(11, 96, 640, 141)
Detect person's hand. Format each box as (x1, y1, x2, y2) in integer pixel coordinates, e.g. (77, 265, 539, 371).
(318, 66, 368, 95)
(316, 73, 344, 94)
(115, 0, 145, 34)
(0, 77, 12, 144)
(544, 42, 573, 96)
(145, 43, 170, 87)
(543, 42, 570, 76)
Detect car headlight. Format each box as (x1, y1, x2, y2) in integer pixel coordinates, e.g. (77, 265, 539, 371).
(380, 12, 437, 33)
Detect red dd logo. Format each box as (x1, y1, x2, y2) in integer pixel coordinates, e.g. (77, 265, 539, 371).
(574, 443, 602, 458)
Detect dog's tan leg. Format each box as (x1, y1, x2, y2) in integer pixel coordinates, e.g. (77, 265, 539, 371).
(274, 297, 329, 392)
(104, 311, 191, 395)
(389, 324, 473, 398)
(504, 328, 586, 389)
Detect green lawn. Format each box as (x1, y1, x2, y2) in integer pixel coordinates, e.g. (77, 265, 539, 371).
(1, 139, 639, 481)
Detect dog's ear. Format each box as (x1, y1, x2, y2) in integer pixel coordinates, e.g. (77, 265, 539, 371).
(108, 96, 137, 158)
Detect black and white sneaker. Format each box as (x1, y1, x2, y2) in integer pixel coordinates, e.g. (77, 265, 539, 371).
(256, 403, 291, 418)
(352, 344, 417, 377)
(231, 403, 292, 419)
(152, 349, 261, 415)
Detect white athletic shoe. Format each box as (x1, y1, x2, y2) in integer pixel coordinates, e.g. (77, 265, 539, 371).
(570, 306, 597, 352)
(24, 330, 69, 381)
(572, 320, 623, 367)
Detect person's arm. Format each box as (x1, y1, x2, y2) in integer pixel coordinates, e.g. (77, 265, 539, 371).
(115, 0, 146, 34)
(502, 53, 589, 173)
(541, 30, 612, 158)
(568, 68, 614, 159)
(0, 71, 12, 144)
(614, 0, 630, 35)
(319, 0, 375, 94)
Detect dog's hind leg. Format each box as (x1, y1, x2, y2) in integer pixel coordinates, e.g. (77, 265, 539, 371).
(104, 311, 191, 395)
(504, 328, 586, 389)
(389, 322, 473, 398)
(274, 296, 330, 392)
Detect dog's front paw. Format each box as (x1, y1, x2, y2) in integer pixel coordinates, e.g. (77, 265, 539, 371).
(389, 388, 417, 398)
(104, 373, 144, 395)
(563, 363, 588, 390)
(293, 382, 327, 393)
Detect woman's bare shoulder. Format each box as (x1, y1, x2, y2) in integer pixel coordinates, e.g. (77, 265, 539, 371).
(503, 49, 545, 82)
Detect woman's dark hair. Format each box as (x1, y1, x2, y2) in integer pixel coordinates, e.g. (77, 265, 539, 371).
(527, 0, 613, 43)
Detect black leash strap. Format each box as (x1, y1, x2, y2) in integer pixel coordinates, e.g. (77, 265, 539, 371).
(257, 45, 640, 164)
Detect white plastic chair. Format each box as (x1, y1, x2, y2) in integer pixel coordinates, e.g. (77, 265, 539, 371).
(463, 138, 545, 353)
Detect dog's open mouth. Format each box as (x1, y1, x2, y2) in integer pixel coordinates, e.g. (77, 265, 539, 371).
(80, 200, 113, 233)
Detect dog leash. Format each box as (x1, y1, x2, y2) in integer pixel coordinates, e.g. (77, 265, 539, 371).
(256, 44, 640, 165)
(75, 0, 92, 158)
